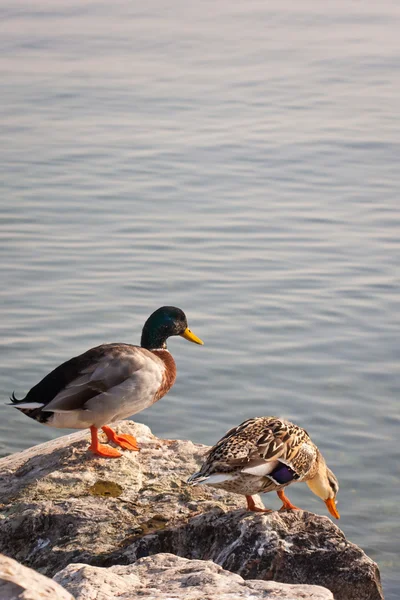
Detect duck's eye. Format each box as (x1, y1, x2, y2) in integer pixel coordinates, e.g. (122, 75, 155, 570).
(329, 480, 338, 496)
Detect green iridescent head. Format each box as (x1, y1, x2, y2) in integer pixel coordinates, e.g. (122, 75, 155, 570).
(140, 306, 203, 350)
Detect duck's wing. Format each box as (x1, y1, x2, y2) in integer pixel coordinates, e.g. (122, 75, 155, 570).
(11, 344, 162, 415)
(242, 418, 316, 482)
(191, 417, 315, 484)
(204, 417, 284, 465)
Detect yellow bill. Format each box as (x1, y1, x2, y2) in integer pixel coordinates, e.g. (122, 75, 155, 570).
(325, 498, 340, 519)
(181, 327, 204, 345)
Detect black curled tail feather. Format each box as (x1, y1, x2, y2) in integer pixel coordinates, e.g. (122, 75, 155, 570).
(10, 391, 23, 404)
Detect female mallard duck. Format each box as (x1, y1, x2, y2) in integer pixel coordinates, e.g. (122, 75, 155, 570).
(188, 416, 339, 519)
(10, 306, 203, 458)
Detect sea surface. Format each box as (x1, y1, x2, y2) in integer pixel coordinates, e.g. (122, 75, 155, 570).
(1, 1, 399, 596)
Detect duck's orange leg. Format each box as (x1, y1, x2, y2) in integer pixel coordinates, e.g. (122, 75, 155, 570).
(246, 495, 272, 513)
(277, 489, 300, 511)
(88, 426, 122, 458)
(101, 425, 140, 451)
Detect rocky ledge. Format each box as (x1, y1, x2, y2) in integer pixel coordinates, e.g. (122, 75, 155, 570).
(0, 421, 383, 600)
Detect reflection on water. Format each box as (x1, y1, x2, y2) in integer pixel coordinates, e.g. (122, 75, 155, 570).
(1, 1, 399, 597)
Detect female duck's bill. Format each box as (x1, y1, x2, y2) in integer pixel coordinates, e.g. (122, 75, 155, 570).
(10, 306, 203, 458)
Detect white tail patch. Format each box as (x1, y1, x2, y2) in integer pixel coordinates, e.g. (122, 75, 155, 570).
(241, 460, 278, 477)
(196, 473, 235, 486)
(13, 402, 45, 409)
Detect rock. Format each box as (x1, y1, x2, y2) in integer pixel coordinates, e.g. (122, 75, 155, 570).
(54, 553, 334, 599)
(0, 422, 243, 574)
(0, 421, 383, 600)
(0, 553, 74, 600)
(109, 508, 383, 600)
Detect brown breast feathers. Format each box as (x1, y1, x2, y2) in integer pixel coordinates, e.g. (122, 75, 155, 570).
(151, 350, 177, 402)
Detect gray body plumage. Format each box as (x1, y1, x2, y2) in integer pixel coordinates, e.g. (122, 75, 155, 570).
(11, 343, 168, 429)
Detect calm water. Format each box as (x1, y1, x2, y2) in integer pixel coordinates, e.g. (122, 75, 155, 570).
(1, 0, 399, 596)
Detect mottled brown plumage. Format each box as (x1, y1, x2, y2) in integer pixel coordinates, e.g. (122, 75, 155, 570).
(188, 416, 340, 519)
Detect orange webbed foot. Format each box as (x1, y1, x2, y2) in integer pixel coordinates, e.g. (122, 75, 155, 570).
(246, 495, 273, 513)
(89, 425, 123, 458)
(102, 426, 140, 451)
(277, 489, 300, 511)
(89, 443, 122, 458)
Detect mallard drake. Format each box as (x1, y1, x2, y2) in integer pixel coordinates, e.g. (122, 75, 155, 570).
(10, 306, 203, 458)
(187, 416, 339, 519)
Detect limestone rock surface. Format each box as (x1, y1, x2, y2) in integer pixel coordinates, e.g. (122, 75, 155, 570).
(0, 553, 73, 600)
(55, 553, 334, 599)
(105, 507, 383, 600)
(0, 421, 383, 600)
